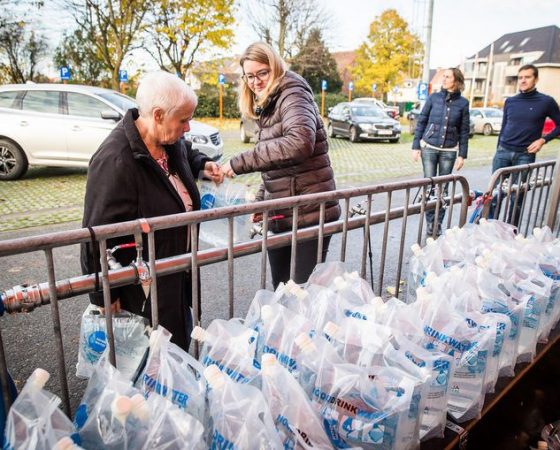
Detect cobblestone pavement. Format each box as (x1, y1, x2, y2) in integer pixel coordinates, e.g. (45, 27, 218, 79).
(0, 129, 558, 232)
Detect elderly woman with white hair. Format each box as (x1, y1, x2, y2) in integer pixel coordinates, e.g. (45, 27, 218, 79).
(81, 71, 222, 351)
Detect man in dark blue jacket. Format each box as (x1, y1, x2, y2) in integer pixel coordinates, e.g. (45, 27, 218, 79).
(492, 64, 560, 225)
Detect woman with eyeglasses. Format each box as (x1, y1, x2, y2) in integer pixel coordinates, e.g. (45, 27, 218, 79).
(221, 42, 340, 288)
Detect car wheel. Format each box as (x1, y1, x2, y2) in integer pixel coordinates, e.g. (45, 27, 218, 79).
(349, 126, 360, 143)
(389, 138, 400, 143)
(0, 139, 28, 181)
(327, 122, 336, 138)
(240, 123, 251, 143)
(483, 123, 493, 136)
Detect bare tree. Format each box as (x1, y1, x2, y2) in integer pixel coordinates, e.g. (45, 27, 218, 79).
(243, 0, 330, 60)
(0, 1, 48, 83)
(145, 0, 235, 78)
(66, 0, 151, 90)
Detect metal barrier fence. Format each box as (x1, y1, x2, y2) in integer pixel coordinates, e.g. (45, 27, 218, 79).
(479, 160, 559, 236)
(0, 174, 470, 417)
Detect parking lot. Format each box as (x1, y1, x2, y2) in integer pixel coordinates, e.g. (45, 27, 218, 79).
(0, 123, 559, 232)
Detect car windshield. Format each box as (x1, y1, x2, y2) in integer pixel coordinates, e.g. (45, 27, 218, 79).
(97, 91, 137, 111)
(351, 106, 385, 117)
(484, 109, 503, 118)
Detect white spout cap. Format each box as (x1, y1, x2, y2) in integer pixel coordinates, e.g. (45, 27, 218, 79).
(130, 393, 150, 422)
(323, 321, 340, 338)
(286, 280, 308, 299)
(261, 353, 277, 374)
(261, 304, 273, 322)
(294, 333, 316, 354)
(53, 437, 79, 450)
(191, 326, 207, 342)
(204, 364, 225, 390)
(29, 368, 50, 390)
(427, 237, 435, 245)
(333, 276, 347, 291)
(411, 243, 422, 256)
(533, 227, 542, 238)
(112, 395, 132, 425)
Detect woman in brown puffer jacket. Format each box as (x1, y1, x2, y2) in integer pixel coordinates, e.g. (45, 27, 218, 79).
(221, 42, 340, 288)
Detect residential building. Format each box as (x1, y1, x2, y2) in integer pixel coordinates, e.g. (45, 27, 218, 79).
(461, 25, 560, 106)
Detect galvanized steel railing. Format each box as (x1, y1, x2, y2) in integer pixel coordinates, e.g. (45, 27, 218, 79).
(0, 174, 471, 416)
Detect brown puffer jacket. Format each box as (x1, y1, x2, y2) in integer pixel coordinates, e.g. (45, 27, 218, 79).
(230, 71, 341, 233)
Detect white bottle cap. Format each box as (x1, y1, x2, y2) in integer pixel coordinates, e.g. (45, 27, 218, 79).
(112, 395, 132, 425)
(29, 368, 50, 390)
(323, 321, 339, 338)
(333, 276, 347, 291)
(190, 326, 207, 342)
(411, 243, 422, 256)
(204, 365, 225, 390)
(294, 333, 316, 353)
(261, 353, 276, 373)
(426, 237, 435, 245)
(480, 218, 487, 224)
(533, 227, 542, 238)
(261, 305, 273, 322)
(53, 437, 77, 450)
(130, 393, 149, 421)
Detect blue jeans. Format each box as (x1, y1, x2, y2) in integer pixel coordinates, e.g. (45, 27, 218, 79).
(490, 146, 535, 226)
(421, 147, 457, 229)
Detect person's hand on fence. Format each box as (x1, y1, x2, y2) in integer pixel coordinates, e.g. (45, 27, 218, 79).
(221, 161, 236, 178)
(454, 156, 464, 171)
(412, 150, 421, 162)
(204, 161, 224, 184)
(99, 298, 121, 315)
(527, 138, 545, 154)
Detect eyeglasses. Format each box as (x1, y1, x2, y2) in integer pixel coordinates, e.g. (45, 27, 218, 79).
(241, 69, 270, 84)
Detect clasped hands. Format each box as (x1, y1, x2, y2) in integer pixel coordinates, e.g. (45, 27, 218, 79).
(203, 161, 237, 183)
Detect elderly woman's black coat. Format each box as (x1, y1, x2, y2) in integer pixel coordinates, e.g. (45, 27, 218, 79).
(81, 108, 210, 350)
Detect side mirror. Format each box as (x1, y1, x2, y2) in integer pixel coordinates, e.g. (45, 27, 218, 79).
(101, 110, 122, 121)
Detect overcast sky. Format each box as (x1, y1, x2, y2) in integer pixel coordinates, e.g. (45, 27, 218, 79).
(235, 0, 560, 68)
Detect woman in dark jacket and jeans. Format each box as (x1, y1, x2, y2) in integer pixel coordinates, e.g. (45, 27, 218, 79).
(412, 68, 470, 236)
(221, 42, 340, 288)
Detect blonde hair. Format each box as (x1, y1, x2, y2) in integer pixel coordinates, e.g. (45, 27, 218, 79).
(238, 42, 287, 119)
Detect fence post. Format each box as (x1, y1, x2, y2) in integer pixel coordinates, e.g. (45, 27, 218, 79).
(546, 153, 560, 230)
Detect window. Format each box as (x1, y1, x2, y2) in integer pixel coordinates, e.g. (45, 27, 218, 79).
(470, 111, 482, 118)
(500, 40, 510, 50)
(67, 93, 109, 118)
(0, 91, 19, 109)
(21, 90, 60, 114)
(520, 37, 530, 47)
(97, 91, 136, 111)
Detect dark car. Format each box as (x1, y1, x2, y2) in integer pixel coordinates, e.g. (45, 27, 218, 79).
(408, 101, 474, 138)
(327, 102, 401, 143)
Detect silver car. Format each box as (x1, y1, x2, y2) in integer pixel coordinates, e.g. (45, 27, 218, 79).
(469, 107, 503, 136)
(0, 84, 223, 180)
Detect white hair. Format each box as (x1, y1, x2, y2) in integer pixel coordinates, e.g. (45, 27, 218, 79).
(136, 71, 197, 118)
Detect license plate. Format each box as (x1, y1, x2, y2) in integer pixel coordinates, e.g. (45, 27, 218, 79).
(377, 130, 393, 135)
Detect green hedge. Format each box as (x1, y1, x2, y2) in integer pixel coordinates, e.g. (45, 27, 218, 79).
(196, 83, 240, 118)
(196, 85, 350, 118)
(314, 92, 349, 113)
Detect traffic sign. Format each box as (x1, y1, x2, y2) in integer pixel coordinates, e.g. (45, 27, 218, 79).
(321, 79, 327, 91)
(119, 70, 128, 83)
(372, 83, 377, 93)
(218, 73, 225, 85)
(418, 82, 429, 100)
(60, 67, 71, 81)
(348, 81, 354, 91)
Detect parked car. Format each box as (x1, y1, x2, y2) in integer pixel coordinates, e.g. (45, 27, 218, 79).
(469, 107, 503, 135)
(240, 116, 259, 143)
(353, 97, 400, 119)
(0, 83, 223, 180)
(408, 101, 474, 138)
(327, 101, 401, 143)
